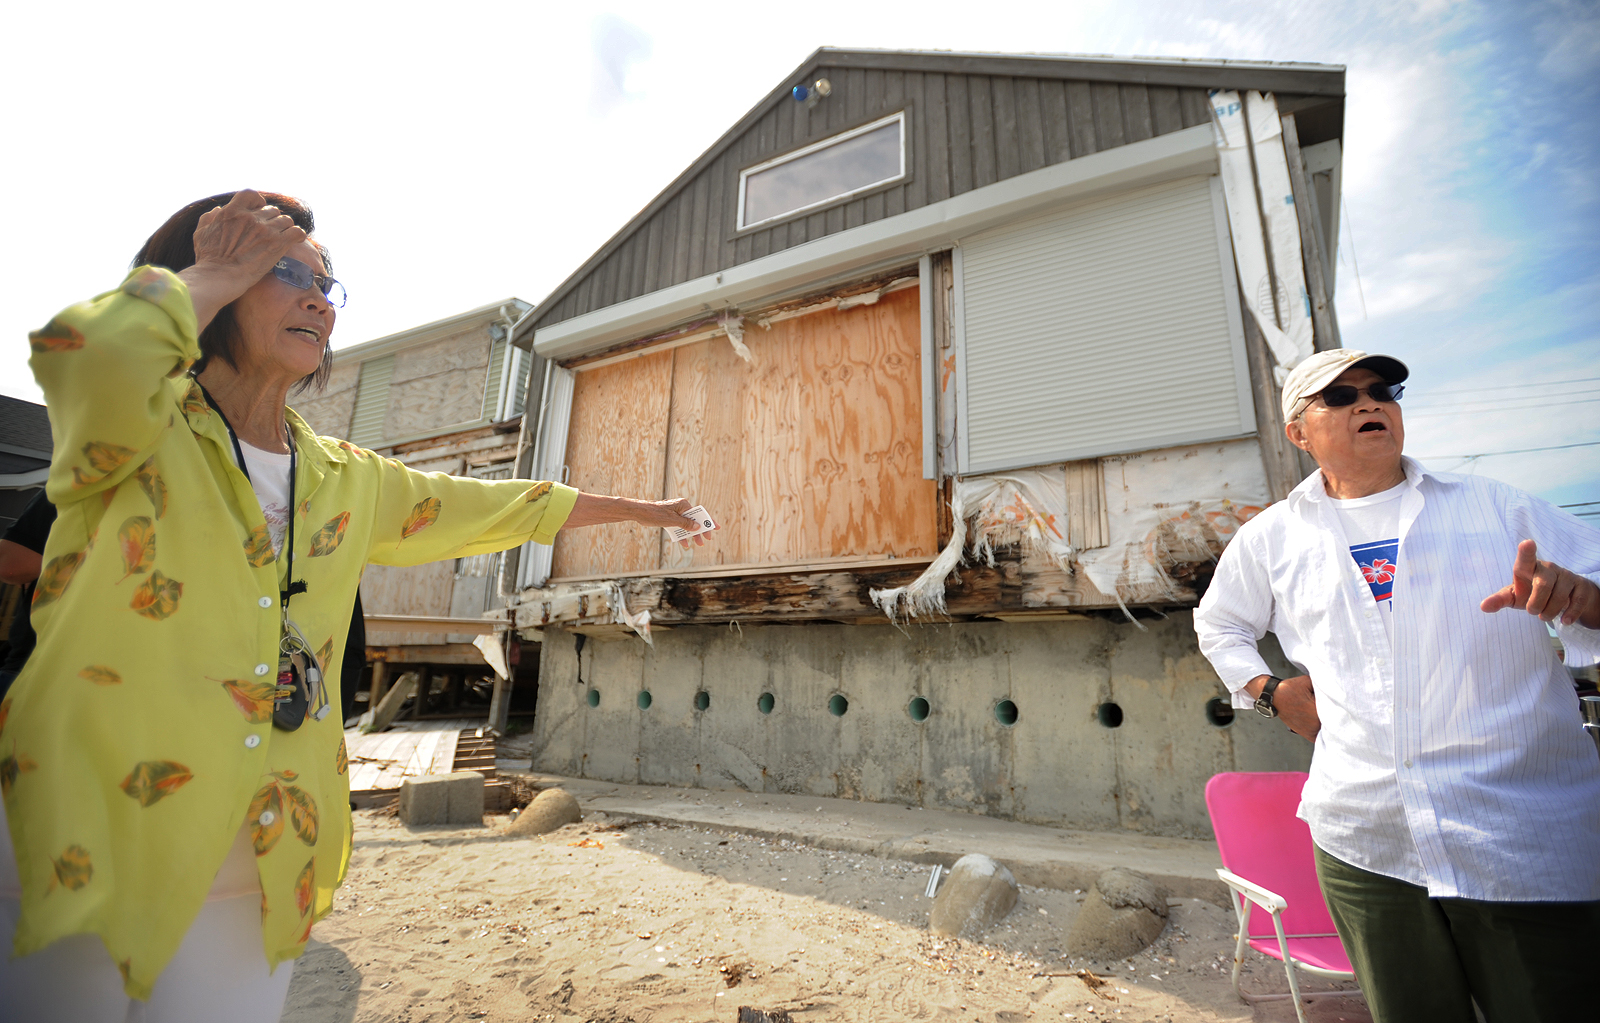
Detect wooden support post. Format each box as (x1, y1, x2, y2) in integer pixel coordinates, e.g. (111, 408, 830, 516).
(366, 670, 419, 733)
(1240, 302, 1313, 502)
(486, 674, 511, 737)
(369, 659, 390, 708)
(1280, 113, 1341, 353)
(411, 669, 433, 721)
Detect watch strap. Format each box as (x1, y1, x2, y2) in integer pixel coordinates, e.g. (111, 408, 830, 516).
(1254, 676, 1284, 718)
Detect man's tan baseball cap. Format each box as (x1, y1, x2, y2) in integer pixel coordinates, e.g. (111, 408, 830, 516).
(1281, 349, 1409, 421)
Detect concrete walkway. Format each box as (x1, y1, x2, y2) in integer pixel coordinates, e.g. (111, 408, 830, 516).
(508, 769, 1228, 905)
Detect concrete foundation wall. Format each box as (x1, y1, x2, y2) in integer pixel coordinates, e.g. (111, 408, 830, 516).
(530, 613, 1309, 839)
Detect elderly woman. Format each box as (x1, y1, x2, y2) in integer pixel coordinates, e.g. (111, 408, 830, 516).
(0, 190, 703, 1021)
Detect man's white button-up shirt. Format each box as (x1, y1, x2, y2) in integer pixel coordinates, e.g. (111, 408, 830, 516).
(1195, 457, 1600, 901)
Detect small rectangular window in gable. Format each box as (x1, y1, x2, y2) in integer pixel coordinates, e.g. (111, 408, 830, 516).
(738, 111, 906, 231)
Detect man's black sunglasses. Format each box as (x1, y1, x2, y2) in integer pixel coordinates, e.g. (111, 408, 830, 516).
(272, 256, 347, 308)
(1312, 382, 1405, 408)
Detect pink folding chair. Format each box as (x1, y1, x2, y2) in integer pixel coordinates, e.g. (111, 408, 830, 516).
(1204, 771, 1362, 1023)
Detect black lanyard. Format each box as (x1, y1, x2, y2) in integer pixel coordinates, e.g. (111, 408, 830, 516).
(198, 384, 306, 610)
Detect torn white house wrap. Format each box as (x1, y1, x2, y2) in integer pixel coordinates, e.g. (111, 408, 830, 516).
(1211, 90, 1314, 379)
(717, 312, 752, 363)
(870, 441, 1273, 624)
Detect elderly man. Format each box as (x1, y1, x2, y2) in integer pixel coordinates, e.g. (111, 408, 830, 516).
(1193, 349, 1600, 1022)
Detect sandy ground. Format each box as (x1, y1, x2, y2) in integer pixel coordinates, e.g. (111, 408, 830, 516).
(282, 810, 1369, 1023)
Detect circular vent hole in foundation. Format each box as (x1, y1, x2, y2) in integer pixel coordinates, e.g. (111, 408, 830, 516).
(994, 699, 1019, 726)
(586, 688, 600, 708)
(757, 693, 775, 715)
(694, 691, 711, 712)
(908, 696, 931, 722)
(1205, 697, 1234, 726)
(828, 694, 849, 717)
(1097, 702, 1123, 728)
(637, 690, 652, 710)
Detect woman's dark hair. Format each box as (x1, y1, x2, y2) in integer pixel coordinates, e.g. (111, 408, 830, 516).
(133, 191, 333, 394)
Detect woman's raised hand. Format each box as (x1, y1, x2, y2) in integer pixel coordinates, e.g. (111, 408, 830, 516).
(178, 190, 307, 332)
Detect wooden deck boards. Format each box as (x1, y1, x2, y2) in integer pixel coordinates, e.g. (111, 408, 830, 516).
(345, 718, 479, 804)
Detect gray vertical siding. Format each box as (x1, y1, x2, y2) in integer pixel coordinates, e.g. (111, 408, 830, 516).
(532, 72, 1237, 330)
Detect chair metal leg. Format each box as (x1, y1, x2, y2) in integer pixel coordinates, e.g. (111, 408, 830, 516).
(1271, 910, 1311, 1023)
(1230, 895, 1254, 1001)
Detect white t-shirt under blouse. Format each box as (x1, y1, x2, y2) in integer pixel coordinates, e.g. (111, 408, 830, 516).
(238, 439, 292, 554)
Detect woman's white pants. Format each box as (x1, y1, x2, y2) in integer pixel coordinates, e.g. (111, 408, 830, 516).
(0, 800, 294, 1023)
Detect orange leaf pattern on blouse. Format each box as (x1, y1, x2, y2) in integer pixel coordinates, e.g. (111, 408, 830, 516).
(119, 760, 193, 807)
(47, 845, 93, 893)
(282, 784, 319, 846)
(71, 441, 138, 489)
(219, 679, 279, 724)
(32, 551, 86, 609)
(79, 665, 123, 686)
(335, 737, 348, 776)
(134, 458, 168, 519)
(294, 858, 315, 916)
(121, 267, 171, 304)
(180, 383, 209, 420)
(116, 517, 156, 583)
(243, 524, 275, 567)
(163, 356, 195, 380)
(0, 751, 39, 798)
(524, 481, 552, 504)
(249, 783, 285, 856)
(129, 570, 182, 620)
(0, 695, 10, 735)
(306, 512, 350, 557)
(117, 958, 133, 987)
(28, 316, 85, 353)
(398, 497, 441, 547)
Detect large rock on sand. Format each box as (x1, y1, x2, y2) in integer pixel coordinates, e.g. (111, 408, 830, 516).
(930, 854, 1019, 937)
(505, 787, 581, 836)
(1066, 867, 1169, 960)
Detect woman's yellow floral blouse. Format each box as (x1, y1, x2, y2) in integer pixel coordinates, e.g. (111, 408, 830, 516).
(4, 266, 576, 998)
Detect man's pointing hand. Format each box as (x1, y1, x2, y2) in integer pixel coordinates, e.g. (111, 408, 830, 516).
(1480, 538, 1600, 628)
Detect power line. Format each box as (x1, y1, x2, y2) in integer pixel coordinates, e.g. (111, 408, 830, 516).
(1414, 375, 1600, 397)
(1415, 440, 1600, 459)
(1561, 501, 1600, 509)
(1405, 396, 1600, 418)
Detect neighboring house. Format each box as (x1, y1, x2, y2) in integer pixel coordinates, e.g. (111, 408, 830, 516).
(0, 396, 51, 531)
(0, 396, 52, 647)
(301, 299, 534, 715)
(508, 49, 1347, 838)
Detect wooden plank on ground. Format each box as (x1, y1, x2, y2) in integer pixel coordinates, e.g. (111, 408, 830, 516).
(367, 671, 418, 733)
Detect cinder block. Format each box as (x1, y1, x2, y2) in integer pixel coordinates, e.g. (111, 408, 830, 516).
(398, 771, 485, 825)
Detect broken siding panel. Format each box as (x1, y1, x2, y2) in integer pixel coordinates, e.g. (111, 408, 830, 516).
(549, 349, 675, 579)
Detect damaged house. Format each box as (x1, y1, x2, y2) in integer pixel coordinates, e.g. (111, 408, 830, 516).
(502, 49, 1347, 837)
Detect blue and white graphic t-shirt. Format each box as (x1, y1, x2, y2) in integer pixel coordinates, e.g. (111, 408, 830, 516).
(1330, 481, 1407, 647)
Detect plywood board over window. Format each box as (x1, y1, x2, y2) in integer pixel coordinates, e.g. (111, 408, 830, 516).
(549, 350, 675, 578)
(548, 286, 937, 580)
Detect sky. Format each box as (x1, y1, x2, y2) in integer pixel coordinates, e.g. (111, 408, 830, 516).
(1, 0, 1595, 513)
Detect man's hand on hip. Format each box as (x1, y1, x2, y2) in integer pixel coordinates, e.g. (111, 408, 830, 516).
(1480, 539, 1600, 629)
(1245, 674, 1320, 741)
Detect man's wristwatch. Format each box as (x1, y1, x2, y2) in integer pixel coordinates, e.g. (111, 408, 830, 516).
(1254, 676, 1284, 719)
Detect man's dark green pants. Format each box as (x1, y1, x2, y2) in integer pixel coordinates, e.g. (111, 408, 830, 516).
(1313, 846, 1599, 1022)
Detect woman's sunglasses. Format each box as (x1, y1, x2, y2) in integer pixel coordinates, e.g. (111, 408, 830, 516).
(272, 256, 347, 308)
(1311, 382, 1405, 408)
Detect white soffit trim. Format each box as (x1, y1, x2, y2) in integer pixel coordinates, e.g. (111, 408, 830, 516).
(533, 124, 1218, 361)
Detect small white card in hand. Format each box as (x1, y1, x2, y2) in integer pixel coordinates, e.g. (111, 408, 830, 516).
(665, 506, 716, 543)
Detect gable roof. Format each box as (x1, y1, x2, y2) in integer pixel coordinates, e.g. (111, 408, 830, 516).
(518, 47, 1344, 344)
(0, 395, 53, 462)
